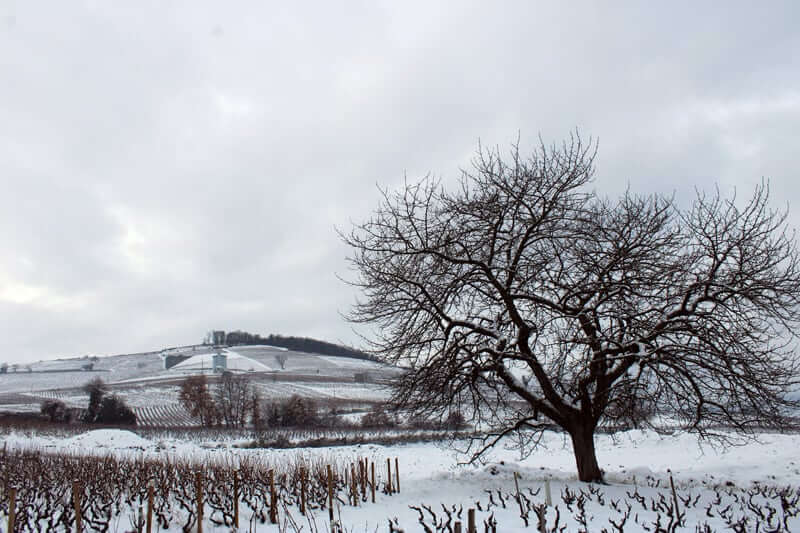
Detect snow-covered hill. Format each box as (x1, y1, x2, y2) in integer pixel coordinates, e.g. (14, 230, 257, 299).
(0, 346, 399, 422)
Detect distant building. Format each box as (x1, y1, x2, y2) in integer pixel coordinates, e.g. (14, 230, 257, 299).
(170, 349, 271, 373)
(212, 352, 227, 372)
(204, 330, 227, 346)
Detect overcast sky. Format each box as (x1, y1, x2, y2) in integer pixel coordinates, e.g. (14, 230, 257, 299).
(1, 1, 799, 364)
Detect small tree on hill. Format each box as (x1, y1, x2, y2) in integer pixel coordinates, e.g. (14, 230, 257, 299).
(342, 134, 800, 482)
(83, 377, 108, 423)
(214, 372, 256, 428)
(179, 374, 216, 426)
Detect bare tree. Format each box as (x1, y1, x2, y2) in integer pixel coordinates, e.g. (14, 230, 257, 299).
(179, 374, 216, 427)
(341, 134, 800, 482)
(83, 377, 109, 423)
(214, 372, 255, 428)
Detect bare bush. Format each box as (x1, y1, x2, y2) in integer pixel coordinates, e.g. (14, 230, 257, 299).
(95, 395, 136, 425)
(360, 404, 397, 429)
(40, 399, 72, 423)
(265, 395, 320, 428)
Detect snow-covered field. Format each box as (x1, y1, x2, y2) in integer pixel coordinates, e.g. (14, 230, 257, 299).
(2, 349, 797, 530)
(2, 427, 798, 531)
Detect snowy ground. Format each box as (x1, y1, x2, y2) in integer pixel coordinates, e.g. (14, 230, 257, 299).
(2, 427, 798, 531)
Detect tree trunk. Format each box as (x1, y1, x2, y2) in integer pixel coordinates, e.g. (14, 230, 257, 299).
(568, 423, 603, 482)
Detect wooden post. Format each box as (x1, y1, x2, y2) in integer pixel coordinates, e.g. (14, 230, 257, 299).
(146, 484, 154, 533)
(327, 464, 335, 523)
(350, 464, 358, 507)
(269, 469, 277, 524)
(7, 487, 16, 533)
(195, 471, 203, 533)
(467, 508, 475, 533)
(233, 470, 239, 528)
(386, 458, 392, 495)
(347, 464, 351, 505)
(73, 480, 82, 533)
(300, 467, 307, 516)
(454, 521, 462, 533)
(360, 459, 366, 501)
(370, 462, 376, 504)
(394, 457, 400, 493)
(544, 478, 552, 506)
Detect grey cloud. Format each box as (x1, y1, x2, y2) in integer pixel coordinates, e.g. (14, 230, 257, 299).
(1, 1, 798, 363)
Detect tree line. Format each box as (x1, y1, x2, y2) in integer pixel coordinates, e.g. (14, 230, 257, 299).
(178, 373, 467, 431)
(224, 331, 376, 361)
(179, 373, 329, 429)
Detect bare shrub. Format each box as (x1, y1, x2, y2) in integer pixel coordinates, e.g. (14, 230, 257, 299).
(360, 404, 396, 429)
(40, 399, 72, 423)
(95, 395, 137, 425)
(263, 395, 321, 428)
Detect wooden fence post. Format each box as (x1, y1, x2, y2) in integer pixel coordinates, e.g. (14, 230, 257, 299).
(7, 487, 16, 533)
(300, 467, 307, 516)
(269, 469, 277, 524)
(350, 464, 358, 507)
(370, 462, 375, 504)
(467, 508, 475, 533)
(327, 464, 335, 523)
(73, 480, 82, 533)
(394, 457, 400, 493)
(386, 458, 392, 495)
(233, 470, 239, 528)
(360, 459, 366, 501)
(454, 521, 462, 533)
(544, 479, 552, 506)
(146, 484, 154, 533)
(195, 471, 203, 533)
